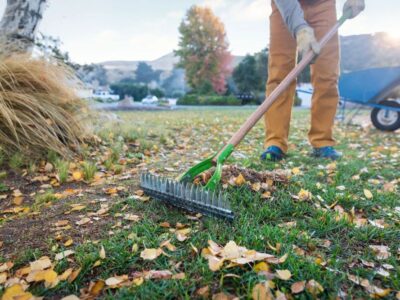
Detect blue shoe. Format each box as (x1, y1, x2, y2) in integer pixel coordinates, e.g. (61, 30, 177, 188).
(312, 146, 342, 160)
(261, 146, 285, 161)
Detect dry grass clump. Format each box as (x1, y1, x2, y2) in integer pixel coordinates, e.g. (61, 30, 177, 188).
(0, 54, 86, 158)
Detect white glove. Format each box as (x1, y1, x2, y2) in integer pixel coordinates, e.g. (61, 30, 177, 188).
(296, 26, 321, 57)
(343, 0, 365, 19)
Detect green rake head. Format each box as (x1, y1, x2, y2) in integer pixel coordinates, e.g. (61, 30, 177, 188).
(140, 144, 235, 220)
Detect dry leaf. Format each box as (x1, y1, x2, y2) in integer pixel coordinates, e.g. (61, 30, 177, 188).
(30, 256, 51, 271)
(76, 217, 91, 226)
(234, 174, 246, 186)
(99, 245, 106, 259)
(364, 189, 373, 199)
(0, 262, 14, 272)
(61, 295, 80, 300)
(252, 282, 273, 300)
(55, 250, 75, 261)
(196, 286, 210, 298)
(140, 248, 162, 260)
(72, 171, 83, 181)
(254, 262, 269, 273)
(2, 284, 33, 300)
(291, 281, 306, 294)
(89, 280, 105, 296)
(369, 245, 391, 260)
(276, 270, 291, 281)
(64, 239, 73, 247)
(306, 280, 324, 296)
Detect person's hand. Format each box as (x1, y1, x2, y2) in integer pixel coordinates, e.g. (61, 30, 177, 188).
(343, 0, 365, 19)
(296, 26, 320, 57)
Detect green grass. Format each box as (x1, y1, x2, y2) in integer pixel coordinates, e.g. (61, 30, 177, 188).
(1, 108, 399, 299)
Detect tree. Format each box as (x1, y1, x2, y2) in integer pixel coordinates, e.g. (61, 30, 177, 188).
(0, 0, 47, 53)
(175, 6, 232, 95)
(233, 49, 269, 95)
(233, 55, 260, 93)
(135, 62, 161, 84)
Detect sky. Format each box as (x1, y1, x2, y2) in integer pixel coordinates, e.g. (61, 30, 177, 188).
(1, 0, 399, 64)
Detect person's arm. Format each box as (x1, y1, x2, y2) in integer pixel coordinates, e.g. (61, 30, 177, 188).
(273, 0, 308, 36)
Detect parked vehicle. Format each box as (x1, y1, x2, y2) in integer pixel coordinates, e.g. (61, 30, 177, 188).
(141, 95, 159, 105)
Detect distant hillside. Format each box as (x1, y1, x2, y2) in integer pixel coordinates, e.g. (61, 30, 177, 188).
(341, 33, 400, 72)
(100, 53, 244, 83)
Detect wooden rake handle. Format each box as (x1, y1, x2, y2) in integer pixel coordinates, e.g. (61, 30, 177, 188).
(225, 16, 348, 149)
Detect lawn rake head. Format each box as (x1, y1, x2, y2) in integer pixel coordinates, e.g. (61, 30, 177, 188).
(140, 173, 234, 220)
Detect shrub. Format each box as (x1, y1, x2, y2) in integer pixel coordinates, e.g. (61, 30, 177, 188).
(177, 94, 241, 106)
(0, 54, 86, 158)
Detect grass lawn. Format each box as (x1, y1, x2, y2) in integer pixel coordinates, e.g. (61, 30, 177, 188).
(0, 107, 399, 299)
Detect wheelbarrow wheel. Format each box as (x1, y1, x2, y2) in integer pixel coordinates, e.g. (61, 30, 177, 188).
(371, 100, 400, 131)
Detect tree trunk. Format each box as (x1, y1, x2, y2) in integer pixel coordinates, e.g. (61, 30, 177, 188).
(0, 0, 47, 53)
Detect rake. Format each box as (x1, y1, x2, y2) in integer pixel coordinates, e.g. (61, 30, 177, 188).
(141, 13, 351, 221)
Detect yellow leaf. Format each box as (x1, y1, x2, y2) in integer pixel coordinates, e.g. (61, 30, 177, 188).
(364, 189, 373, 199)
(292, 167, 301, 175)
(291, 281, 306, 294)
(160, 240, 177, 252)
(297, 189, 312, 201)
(76, 217, 91, 226)
(100, 245, 106, 259)
(2, 284, 33, 300)
(276, 269, 291, 281)
(58, 268, 73, 281)
(133, 277, 144, 286)
(64, 239, 73, 247)
(68, 268, 81, 283)
(253, 262, 269, 273)
(140, 248, 162, 260)
(72, 171, 83, 181)
(234, 174, 246, 186)
(89, 280, 105, 296)
(132, 243, 139, 253)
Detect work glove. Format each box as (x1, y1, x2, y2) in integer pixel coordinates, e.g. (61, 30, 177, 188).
(343, 0, 365, 19)
(296, 26, 321, 58)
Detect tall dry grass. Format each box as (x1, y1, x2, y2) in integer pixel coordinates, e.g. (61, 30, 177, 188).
(0, 54, 86, 158)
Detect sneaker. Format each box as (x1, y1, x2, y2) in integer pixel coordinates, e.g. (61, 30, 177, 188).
(261, 146, 285, 161)
(312, 146, 342, 160)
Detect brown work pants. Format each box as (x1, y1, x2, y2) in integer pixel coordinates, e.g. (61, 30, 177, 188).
(264, 0, 340, 153)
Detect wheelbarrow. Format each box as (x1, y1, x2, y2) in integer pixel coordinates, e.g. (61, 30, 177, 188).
(338, 66, 400, 131)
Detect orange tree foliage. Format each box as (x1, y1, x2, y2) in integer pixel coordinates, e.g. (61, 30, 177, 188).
(175, 6, 233, 95)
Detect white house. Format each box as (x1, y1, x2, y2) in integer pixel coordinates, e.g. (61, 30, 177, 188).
(93, 88, 120, 101)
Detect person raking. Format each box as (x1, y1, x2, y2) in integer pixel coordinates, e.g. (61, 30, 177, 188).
(261, 0, 365, 161)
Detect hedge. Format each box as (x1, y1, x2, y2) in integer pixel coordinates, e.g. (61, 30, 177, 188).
(177, 94, 242, 106)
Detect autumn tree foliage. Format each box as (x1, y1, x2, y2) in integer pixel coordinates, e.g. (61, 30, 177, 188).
(175, 6, 233, 95)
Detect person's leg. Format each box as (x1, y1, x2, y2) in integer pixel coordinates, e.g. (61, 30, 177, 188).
(303, 0, 340, 149)
(263, 1, 297, 154)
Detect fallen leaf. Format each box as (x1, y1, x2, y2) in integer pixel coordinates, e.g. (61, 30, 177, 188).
(58, 268, 73, 281)
(2, 284, 33, 300)
(89, 280, 105, 296)
(64, 239, 73, 247)
(369, 245, 391, 260)
(254, 262, 269, 273)
(234, 174, 246, 186)
(72, 171, 83, 181)
(276, 269, 291, 281)
(105, 275, 128, 287)
(252, 282, 273, 300)
(364, 189, 373, 199)
(61, 295, 80, 300)
(30, 256, 51, 271)
(291, 281, 306, 294)
(306, 280, 324, 296)
(55, 250, 75, 261)
(76, 217, 91, 226)
(0, 262, 14, 272)
(99, 245, 106, 259)
(140, 248, 162, 260)
(68, 268, 81, 283)
(196, 286, 210, 298)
